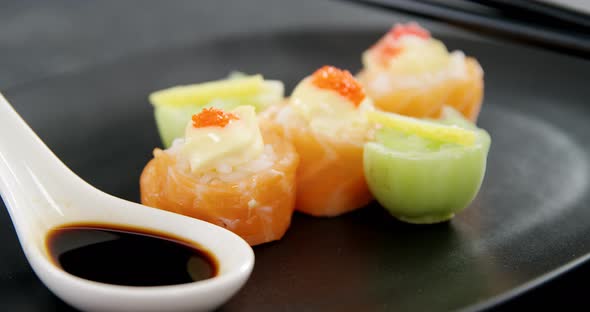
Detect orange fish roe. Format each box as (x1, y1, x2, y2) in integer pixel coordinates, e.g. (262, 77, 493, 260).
(311, 65, 366, 107)
(371, 23, 431, 66)
(192, 107, 239, 128)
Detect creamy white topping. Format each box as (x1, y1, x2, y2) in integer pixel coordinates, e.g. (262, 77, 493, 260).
(289, 77, 374, 143)
(178, 105, 264, 173)
(363, 35, 466, 78)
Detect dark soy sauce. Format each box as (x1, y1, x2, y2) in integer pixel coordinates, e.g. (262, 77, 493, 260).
(45, 224, 218, 286)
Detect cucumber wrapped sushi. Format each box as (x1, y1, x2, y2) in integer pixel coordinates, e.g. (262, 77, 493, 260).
(150, 73, 284, 148)
(363, 107, 491, 224)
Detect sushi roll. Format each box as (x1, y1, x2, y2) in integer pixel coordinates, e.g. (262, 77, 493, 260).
(262, 65, 375, 217)
(140, 105, 299, 246)
(363, 107, 491, 224)
(357, 23, 484, 122)
(149, 73, 284, 148)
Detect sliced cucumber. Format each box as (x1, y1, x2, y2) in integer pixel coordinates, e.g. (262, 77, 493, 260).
(149, 74, 264, 107)
(364, 107, 490, 224)
(154, 104, 201, 148)
(366, 110, 477, 146)
(150, 73, 284, 148)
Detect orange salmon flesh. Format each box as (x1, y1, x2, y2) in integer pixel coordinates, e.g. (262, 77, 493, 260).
(261, 105, 374, 217)
(140, 120, 299, 246)
(357, 57, 484, 122)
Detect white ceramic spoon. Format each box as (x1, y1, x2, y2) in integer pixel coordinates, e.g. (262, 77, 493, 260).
(0, 93, 254, 312)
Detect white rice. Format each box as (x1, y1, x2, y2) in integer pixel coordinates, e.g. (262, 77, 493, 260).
(368, 51, 468, 94)
(167, 143, 278, 184)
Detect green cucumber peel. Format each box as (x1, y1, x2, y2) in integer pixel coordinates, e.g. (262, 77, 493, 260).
(364, 107, 491, 224)
(152, 72, 284, 148)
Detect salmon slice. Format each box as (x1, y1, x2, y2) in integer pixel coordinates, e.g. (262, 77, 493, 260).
(261, 105, 373, 217)
(139, 120, 299, 246)
(444, 58, 484, 122)
(357, 57, 484, 122)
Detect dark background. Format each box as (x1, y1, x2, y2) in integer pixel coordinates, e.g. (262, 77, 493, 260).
(0, 0, 588, 310)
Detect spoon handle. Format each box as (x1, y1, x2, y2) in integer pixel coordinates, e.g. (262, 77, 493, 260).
(0, 93, 87, 232)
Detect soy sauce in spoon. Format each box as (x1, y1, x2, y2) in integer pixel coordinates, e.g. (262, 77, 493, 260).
(46, 224, 218, 286)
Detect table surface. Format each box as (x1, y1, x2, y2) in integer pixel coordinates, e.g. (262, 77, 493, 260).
(0, 0, 587, 310)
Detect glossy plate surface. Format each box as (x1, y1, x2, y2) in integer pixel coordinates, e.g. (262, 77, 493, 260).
(1, 28, 590, 311)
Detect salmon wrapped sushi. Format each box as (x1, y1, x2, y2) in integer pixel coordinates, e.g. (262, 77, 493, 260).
(140, 106, 299, 246)
(262, 66, 374, 217)
(357, 23, 484, 122)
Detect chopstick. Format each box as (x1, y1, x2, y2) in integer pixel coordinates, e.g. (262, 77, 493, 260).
(471, 0, 590, 30)
(343, 0, 590, 58)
